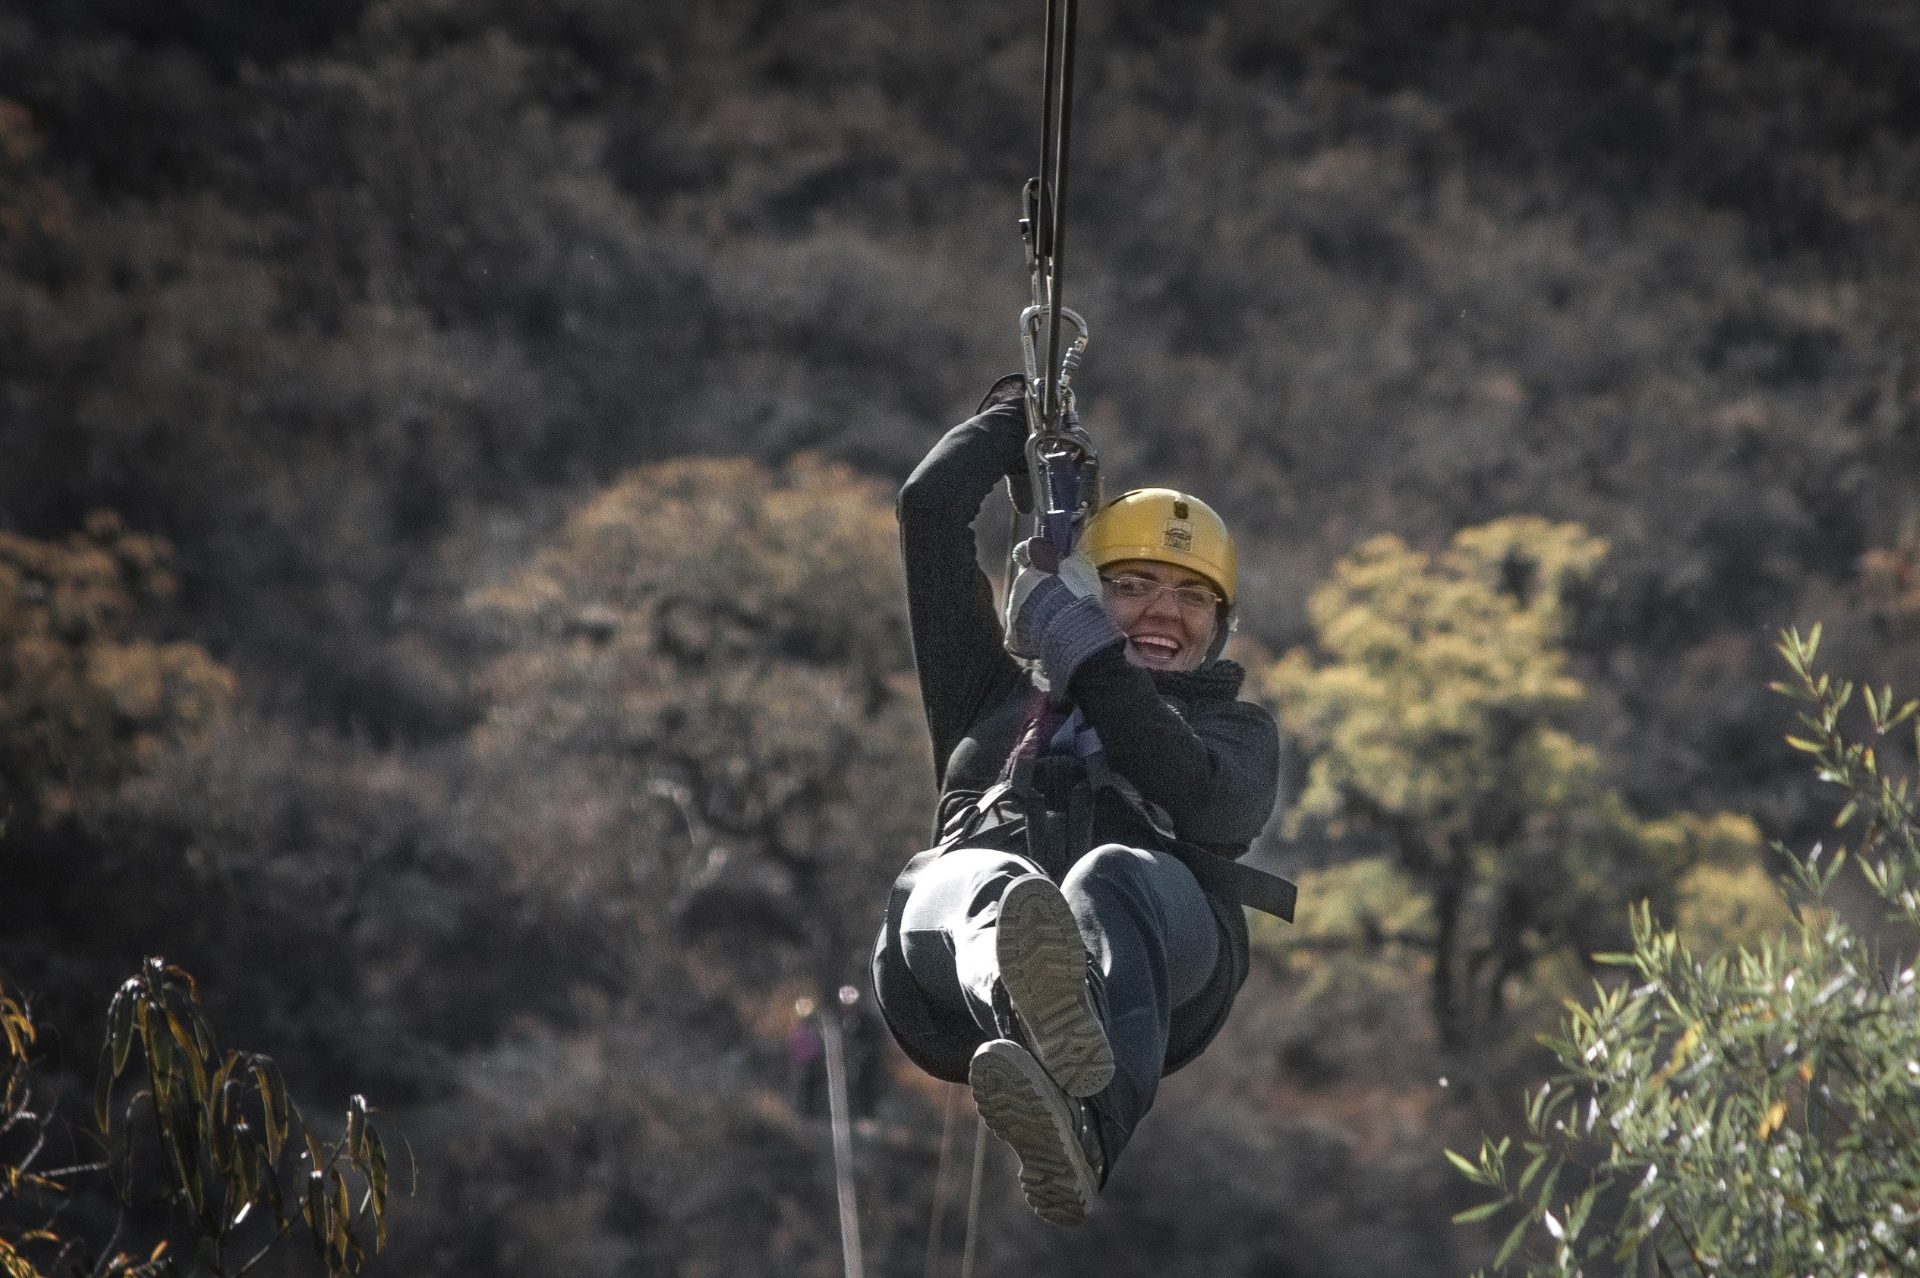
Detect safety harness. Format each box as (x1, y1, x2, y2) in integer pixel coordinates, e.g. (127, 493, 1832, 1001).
(953, 700, 1298, 923)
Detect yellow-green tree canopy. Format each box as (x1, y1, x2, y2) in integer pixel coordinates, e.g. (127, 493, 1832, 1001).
(1265, 517, 1764, 1050)
(1271, 516, 1605, 835)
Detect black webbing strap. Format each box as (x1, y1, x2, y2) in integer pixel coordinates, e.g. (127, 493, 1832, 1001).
(1077, 748, 1296, 922)
(1164, 840, 1297, 923)
(1005, 749, 1296, 923)
(1008, 753, 1094, 882)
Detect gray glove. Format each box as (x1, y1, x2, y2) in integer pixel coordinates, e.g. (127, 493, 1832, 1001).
(1005, 539, 1123, 692)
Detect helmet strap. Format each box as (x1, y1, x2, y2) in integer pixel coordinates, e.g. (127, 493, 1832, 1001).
(1203, 605, 1236, 665)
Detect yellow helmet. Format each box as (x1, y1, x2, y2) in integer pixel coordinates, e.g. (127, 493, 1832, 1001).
(1079, 488, 1236, 605)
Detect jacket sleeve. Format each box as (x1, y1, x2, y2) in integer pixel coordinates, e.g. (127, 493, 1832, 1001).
(897, 402, 1029, 786)
(1067, 647, 1280, 850)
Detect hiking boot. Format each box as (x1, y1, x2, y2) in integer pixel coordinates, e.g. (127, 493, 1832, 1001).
(969, 1039, 1105, 1227)
(995, 874, 1113, 1097)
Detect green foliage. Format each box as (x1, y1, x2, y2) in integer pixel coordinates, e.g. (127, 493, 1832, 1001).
(1270, 517, 1606, 828)
(3, 960, 408, 1278)
(1267, 517, 1763, 1049)
(1452, 628, 1920, 1275)
(1252, 856, 1433, 998)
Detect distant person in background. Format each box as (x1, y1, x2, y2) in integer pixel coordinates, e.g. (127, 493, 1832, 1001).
(836, 984, 886, 1125)
(787, 996, 826, 1119)
(871, 375, 1286, 1226)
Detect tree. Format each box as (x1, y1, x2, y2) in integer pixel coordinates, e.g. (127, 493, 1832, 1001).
(1, 960, 404, 1278)
(0, 513, 232, 832)
(1263, 517, 1765, 1051)
(1452, 626, 1920, 1276)
(469, 454, 932, 989)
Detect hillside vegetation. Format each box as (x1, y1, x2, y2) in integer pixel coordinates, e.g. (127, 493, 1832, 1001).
(4, 1, 1919, 1274)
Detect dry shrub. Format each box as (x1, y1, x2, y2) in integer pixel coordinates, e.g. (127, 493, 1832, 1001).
(0, 511, 232, 829)
(471, 453, 932, 980)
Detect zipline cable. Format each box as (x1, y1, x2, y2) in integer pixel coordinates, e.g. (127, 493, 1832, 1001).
(1040, 0, 1078, 432)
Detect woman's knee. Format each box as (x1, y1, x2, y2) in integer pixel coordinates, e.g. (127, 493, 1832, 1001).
(1063, 844, 1210, 921)
(1062, 843, 1157, 892)
(899, 847, 1042, 934)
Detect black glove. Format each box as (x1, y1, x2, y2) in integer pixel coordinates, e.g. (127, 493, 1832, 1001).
(977, 372, 1028, 414)
(976, 373, 1035, 512)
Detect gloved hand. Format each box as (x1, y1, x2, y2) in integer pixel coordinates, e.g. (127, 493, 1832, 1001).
(976, 374, 1037, 514)
(1004, 538, 1123, 693)
(977, 372, 1028, 414)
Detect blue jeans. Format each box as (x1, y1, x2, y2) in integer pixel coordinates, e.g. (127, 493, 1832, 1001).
(896, 843, 1225, 1163)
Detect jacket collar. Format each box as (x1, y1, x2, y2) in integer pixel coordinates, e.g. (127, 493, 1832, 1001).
(1149, 658, 1245, 702)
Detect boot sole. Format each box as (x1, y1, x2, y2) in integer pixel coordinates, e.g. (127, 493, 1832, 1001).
(997, 875, 1113, 1097)
(969, 1040, 1096, 1227)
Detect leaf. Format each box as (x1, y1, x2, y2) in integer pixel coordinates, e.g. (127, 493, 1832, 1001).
(345, 1095, 367, 1162)
(256, 1063, 287, 1163)
(1494, 1213, 1531, 1269)
(366, 1128, 390, 1212)
(303, 1172, 327, 1257)
(171, 1127, 206, 1222)
(95, 1037, 117, 1134)
(256, 1145, 285, 1217)
(1444, 1147, 1483, 1180)
(1757, 1098, 1788, 1140)
(110, 982, 137, 1077)
(165, 1009, 210, 1105)
(1517, 1151, 1548, 1196)
(1453, 1200, 1504, 1224)
(1567, 1187, 1596, 1238)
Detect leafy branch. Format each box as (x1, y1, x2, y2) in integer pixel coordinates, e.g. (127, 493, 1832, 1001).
(4, 960, 411, 1278)
(1449, 627, 1920, 1276)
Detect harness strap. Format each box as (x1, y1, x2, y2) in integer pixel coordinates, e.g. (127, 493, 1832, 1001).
(1077, 746, 1297, 922)
(973, 725, 1300, 922)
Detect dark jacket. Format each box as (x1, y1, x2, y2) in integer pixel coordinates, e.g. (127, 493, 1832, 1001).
(872, 392, 1281, 1083)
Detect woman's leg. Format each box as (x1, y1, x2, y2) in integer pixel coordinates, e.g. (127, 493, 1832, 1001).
(1059, 844, 1223, 1163)
(896, 846, 1045, 1041)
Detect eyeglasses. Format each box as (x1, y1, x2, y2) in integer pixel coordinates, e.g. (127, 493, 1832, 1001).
(1100, 573, 1221, 617)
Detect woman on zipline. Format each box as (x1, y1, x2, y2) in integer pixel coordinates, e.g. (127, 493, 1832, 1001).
(871, 373, 1283, 1226)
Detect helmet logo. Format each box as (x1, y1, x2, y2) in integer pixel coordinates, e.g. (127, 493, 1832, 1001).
(1163, 518, 1193, 552)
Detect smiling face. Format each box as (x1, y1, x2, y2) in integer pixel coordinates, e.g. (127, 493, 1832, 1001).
(1099, 558, 1222, 673)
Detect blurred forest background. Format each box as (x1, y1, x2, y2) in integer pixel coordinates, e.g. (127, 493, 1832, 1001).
(4, 0, 1920, 1274)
